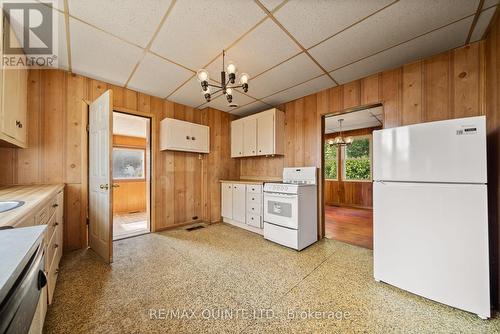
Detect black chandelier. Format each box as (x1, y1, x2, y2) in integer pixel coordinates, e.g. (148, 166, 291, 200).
(196, 50, 249, 103)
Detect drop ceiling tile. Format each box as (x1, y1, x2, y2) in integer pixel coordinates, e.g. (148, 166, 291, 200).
(68, 0, 172, 48)
(274, 0, 393, 48)
(231, 101, 270, 116)
(128, 53, 193, 98)
(249, 53, 324, 99)
(310, 0, 480, 72)
(331, 16, 473, 84)
(70, 18, 143, 86)
(205, 90, 256, 112)
(470, 6, 498, 42)
(259, 0, 286, 12)
(151, 0, 266, 70)
(168, 76, 207, 107)
(205, 19, 301, 82)
(262, 74, 335, 106)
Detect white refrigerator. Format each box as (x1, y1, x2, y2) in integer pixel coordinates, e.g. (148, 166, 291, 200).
(373, 115, 490, 319)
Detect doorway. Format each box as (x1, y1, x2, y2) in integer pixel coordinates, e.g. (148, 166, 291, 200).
(322, 105, 382, 249)
(112, 112, 151, 240)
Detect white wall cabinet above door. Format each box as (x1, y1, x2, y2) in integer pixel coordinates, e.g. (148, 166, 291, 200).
(160, 117, 209, 153)
(230, 108, 284, 158)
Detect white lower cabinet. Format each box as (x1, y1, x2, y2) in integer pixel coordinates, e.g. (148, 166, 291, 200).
(232, 184, 246, 222)
(221, 182, 263, 234)
(221, 183, 233, 219)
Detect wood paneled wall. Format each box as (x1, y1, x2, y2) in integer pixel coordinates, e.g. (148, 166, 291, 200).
(324, 127, 380, 208)
(0, 69, 237, 251)
(485, 9, 500, 308)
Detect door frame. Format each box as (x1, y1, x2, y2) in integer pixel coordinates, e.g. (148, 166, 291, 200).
(319, 102, 383, 238)
(84, 102, 158, 244)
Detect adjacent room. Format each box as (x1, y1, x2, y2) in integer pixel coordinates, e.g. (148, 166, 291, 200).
(323, 106, 383, 249)
(1, 1, 500, 333)
(111, 112, 151, 240)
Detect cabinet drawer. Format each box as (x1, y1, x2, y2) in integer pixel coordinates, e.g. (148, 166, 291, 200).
(263, 222, 298, 249)
(46, 225, 60, 271)
(246, 213, 262, 229)
(246, 184, 262, 194)
(35, 206, 49, 225)
(246, 201, 261, 215)
(48, 195, 60, 218)
(46, 212, 57, 243)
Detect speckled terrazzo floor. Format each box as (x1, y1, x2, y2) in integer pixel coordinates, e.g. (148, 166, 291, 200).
(44, 223, 500, 333)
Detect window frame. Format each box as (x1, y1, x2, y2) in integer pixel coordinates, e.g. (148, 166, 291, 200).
(112, 146, 147, 181)
(341, 134, 373, 183)
(323, 140, 339, 181)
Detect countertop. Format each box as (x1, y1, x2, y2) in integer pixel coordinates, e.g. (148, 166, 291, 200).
(0, 184, 64, 227)
(219, 179, 281, 185)
(0, 225, 46, 303)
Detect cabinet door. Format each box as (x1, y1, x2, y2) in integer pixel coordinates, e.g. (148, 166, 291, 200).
(2, 66, 20, 140)
(231, 120, 243, 157)
(257, 112, 274, 155)
(232, 184, 246, 223)
(221, 183, 233, 219)
(189, 123, 209, 153)
(17, 68, 27, 143)
(243, 118, 257, 156)
(161, 118, 190, 151)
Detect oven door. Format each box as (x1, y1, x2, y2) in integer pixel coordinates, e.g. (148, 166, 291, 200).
(0, 243, 46, 334)
(263, 192, 298, 229)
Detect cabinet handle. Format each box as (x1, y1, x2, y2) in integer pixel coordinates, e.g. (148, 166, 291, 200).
(191, 136, 196, 140)
(186, 135, 190, 140)
(55, 268, 59, 275)
(54, 222, 58, 226)
(16, 120, 23, 128)
(259, 150, 261, 152)
(52, 203, 58, 208)
(54, 243, 59, 249)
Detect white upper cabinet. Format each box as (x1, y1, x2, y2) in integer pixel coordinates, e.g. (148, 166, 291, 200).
(0, 18, 28, 148)
(231, 108, 284, 158)
(160, 117, 209, 153)
(243, 117, 257, 156)
(231, 119, 244, 157)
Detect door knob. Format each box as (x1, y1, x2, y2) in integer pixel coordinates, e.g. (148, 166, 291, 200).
(99, 184, 109, 190)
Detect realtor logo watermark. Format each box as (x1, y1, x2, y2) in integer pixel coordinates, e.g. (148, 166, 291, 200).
(2, 0, 59, 68)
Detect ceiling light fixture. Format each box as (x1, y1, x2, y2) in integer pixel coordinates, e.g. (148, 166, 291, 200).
(328, 119, 353, 146)
(196, 50, 249, 104)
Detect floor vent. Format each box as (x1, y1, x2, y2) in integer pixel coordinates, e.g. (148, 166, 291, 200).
(185, 225, 205, 231)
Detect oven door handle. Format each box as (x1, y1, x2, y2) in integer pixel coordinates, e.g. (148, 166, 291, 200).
(264, 192, 298, 198)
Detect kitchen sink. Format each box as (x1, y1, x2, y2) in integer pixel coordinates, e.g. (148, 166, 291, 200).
(0, 201, 25, 213)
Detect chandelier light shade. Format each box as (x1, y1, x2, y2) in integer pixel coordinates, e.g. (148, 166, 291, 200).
(329, 119, 352, 146)
(197, 50, 249, 104)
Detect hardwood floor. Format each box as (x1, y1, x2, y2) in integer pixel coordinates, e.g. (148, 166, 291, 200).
(324, 205, 373, 249)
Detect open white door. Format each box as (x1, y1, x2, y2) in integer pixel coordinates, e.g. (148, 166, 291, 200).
(89, 90, 113, 263)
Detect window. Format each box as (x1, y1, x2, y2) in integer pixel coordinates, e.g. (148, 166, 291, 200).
(112, 148, 145, 180)
(324, 142, 338, 180)
(342, 136, 372, 181)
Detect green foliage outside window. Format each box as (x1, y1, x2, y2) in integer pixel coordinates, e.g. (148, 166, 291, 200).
(324, 142, 337, 179)
(344, 138, 371, 180)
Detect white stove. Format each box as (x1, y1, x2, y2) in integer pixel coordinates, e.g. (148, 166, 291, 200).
(263, 167, 317, 250)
